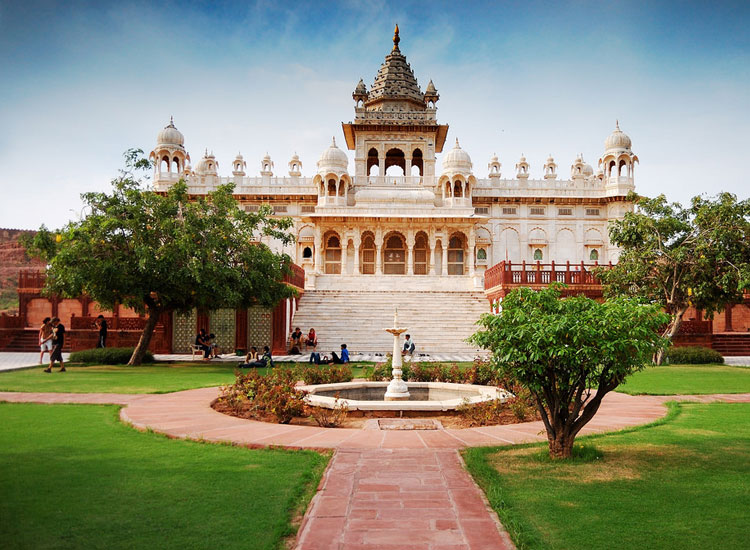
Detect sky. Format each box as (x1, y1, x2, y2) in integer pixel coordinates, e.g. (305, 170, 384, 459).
(0, 0, 748, 230)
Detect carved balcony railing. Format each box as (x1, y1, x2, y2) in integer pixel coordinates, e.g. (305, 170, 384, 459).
(484, 261, 609, 291)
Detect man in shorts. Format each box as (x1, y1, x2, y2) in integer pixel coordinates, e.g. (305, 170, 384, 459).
(38, 317, 54, 364)
(44, 317, 66, 373)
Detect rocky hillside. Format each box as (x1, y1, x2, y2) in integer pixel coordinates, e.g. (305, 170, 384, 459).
(0, 229, 45, 313)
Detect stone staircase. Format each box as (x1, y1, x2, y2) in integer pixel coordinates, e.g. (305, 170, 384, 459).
(712, 333, 750, 356)
(291, 290, 489, 355)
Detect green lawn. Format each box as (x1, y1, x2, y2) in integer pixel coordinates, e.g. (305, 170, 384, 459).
(619, 364, 750, 395)
(0, 403, 328, 550)
(0, 362, 374, 394)
(464, 402, 750, 550)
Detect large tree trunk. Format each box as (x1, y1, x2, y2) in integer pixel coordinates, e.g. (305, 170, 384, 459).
(549, 432, 576, 459)
(128, 308, 161, 366)
(655, 306, 688, 365)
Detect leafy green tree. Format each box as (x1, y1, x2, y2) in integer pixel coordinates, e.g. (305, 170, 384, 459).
(470, 285, 667, 459)
(598, 192, 750, 364)
(25, 149, 296, 365)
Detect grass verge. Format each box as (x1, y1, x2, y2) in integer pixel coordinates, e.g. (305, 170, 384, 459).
(0, 362, 378, 394)
(463, 402, 749, 550)
(619, 364, 750, 395)
(0, 402, 329, 550)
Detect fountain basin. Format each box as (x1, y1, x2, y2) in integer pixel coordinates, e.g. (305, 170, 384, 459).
(299, 381, 512, 412)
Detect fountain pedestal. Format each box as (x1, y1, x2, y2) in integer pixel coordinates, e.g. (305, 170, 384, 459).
(384, 310, 410, 401)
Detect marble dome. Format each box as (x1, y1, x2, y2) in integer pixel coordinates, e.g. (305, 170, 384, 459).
(442, 139, 472, 174)
(317, 138, 349, 174)
(605, 121, 632, 152)
(157, 118, 184, 147)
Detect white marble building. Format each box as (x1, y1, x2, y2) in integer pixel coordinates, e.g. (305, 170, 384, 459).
(150, 27, 637, 293)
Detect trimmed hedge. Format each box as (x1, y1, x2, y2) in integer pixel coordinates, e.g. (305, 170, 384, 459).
(68, 347, 154, 365)
(665, 346, 724, 365)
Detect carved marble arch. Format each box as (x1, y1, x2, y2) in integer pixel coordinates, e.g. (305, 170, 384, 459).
(367, 148, 379, 176)
(323, 231, 342, 274)
(448, 232, 466, 275)
(413, 231, 429, 275)
(360, 231, 376, 275)
(411, 148, 423, 176)
(382, 231, 406, 275)
(385, 148, 405, 176)
(327, 179, 337, 197)
(453, 180, 463, 198)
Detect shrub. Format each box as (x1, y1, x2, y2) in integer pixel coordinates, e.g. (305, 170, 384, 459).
(294, 364, 353, 385)
(509, 387, 534, 420)
(457, 398, 508, 427)
(68, 347, 154, 365)
(217, 369, 306, 424)
(665, 346, 724, 365)
(308, 396, 349, 428)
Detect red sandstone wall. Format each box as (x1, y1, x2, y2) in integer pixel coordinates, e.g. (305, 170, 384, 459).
(0, 229, 45, 314)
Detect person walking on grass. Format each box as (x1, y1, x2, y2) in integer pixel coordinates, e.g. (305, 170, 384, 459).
(38, 317, 54, 364)
(44, 317, 66, 373)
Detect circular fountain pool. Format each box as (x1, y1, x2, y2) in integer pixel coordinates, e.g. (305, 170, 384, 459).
(299, 381, 512, 413)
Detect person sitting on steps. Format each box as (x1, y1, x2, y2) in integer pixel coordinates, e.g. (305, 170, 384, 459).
(305, 328, 318, 351)
(402, 334, 415, 356)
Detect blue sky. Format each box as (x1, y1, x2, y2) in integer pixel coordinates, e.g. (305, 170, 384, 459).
(1, 0, 748, 229)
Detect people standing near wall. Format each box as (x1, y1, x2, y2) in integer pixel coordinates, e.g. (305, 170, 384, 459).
(38, 317, 54, 364)
(44, 317, 66, 373)
(95, 315, 108, 348)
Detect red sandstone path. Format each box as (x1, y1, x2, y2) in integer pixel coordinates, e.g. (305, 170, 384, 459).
(2, 390, 749, 550)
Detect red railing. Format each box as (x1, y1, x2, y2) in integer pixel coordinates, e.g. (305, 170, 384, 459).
(284, 263, 305, 289)
(485, 261, 610, 290)
(677, 320, 713, 335)
(18, 269, 45, 289)
(0, 314, 24, 328)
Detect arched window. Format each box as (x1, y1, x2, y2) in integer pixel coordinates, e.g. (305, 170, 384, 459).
(448, 235, 465, 275)
(453, 181, 463, 198)
(302, 247, 312, 259)
(383, 234, 406, 274)
(411, 148, 423, 177)
(589, 249, 599, 261)
(533, 248, 543, 261)
(385, 148, 405, 176)
(414, 233, 429, 275)
(327, 180, 337, 196)
(367, 148, 379, 176)
(360, 235, 376, 274)
(477, 248, 487, 260)
(324, 235, 341, 274)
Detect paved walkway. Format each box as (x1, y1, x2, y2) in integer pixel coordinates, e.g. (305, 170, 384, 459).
(2, 388, 749, 550)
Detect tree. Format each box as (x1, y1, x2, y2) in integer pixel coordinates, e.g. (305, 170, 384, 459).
(598, 192, 750, 364)
(470, 285, 667, 459)
(25, 149, 296, 365)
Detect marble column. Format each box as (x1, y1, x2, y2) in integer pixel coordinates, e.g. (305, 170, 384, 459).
(429, 238, 436, 276)
(468, 233, 476, 277)
(340, 238, 347, 275)
(406, 231, 415, 276)
(375, 230, 383, 275)
(442, 237, 449, 276)
(353, 238, 361, 275)
(313, 228, 322, 274)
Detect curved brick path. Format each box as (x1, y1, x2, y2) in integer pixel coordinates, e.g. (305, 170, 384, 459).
(3, 389, 749, 550)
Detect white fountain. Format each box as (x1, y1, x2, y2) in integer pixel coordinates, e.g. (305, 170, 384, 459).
(384, 309, 410, 401)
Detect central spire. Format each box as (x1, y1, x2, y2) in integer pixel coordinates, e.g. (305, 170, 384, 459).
(393, 23, 400, 51)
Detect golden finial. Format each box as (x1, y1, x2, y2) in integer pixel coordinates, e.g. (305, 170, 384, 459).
(393, 24, 400, 50)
